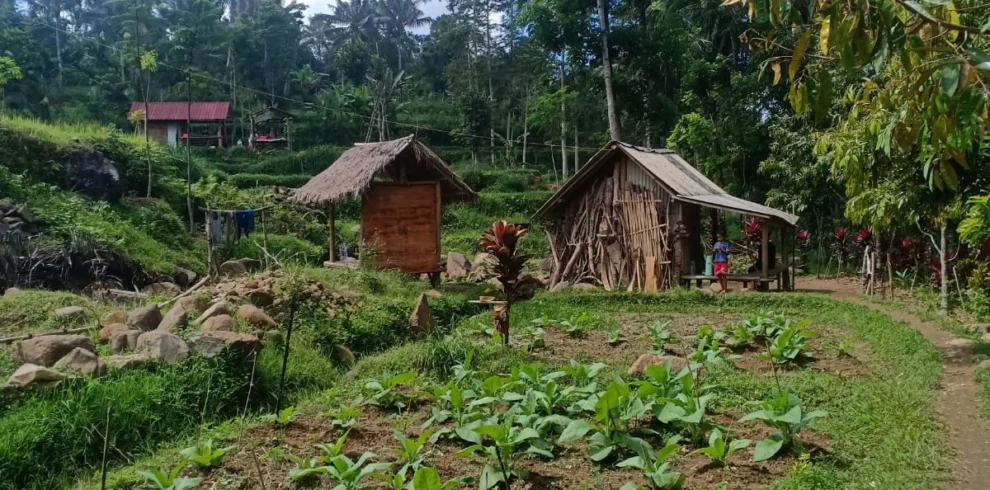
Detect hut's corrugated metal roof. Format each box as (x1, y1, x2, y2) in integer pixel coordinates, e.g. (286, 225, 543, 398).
(534, 142, 799, 226)
(128, 102, 230, 121)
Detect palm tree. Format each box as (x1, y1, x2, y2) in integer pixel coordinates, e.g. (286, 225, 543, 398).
(331, 0, 380, 41)
(377, 0, 432, 71)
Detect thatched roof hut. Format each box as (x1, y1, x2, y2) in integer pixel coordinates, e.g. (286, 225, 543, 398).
(289, 136, 477, 206)
(290, 136, 476, 276)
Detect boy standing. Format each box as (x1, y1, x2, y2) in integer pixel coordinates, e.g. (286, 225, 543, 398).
(714, 233, 730, 294)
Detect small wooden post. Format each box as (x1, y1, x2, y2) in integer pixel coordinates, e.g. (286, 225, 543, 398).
(327, 202, 336, 263)
(205, 205, 214, 278)
(761, 221, 770, 285)
(262, 208, 270, 270)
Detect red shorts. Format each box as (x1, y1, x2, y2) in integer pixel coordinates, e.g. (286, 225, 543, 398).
(714, 262, 729, 277)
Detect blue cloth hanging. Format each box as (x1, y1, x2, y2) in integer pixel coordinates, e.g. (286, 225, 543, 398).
(235, 209, 255, 241)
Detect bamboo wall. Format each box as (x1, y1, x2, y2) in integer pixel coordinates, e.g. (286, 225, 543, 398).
(547, 156, 675, 291)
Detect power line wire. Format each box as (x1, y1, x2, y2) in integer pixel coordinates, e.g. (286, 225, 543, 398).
(35, 19, 605, 152)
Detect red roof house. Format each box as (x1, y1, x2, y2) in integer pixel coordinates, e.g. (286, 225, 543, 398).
(129, 102, 230, 147)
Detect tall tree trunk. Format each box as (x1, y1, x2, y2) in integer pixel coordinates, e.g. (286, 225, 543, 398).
(522, 97, 529, 165)
(487, 12, 495, 166)
(135, 9, 153, 198)
(186, 73, 194, 233)
(597, 0, 621, 141)
(505, 108, 512, 162)
(559, 53, 568, 179)
(573, 124, 578, 170)
(54, 10, 63, 87)
(940, 224, 948, 313)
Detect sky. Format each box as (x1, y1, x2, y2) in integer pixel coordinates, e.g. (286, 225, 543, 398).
(298, 0, 449, 35)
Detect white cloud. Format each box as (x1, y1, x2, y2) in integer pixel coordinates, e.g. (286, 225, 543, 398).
(296, 0, 450, 35)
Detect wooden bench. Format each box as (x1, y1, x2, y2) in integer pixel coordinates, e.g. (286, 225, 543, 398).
(682, 265, 790, 291)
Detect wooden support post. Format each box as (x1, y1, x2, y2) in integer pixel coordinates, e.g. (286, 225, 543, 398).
(327, 203, 336, 263)
(205, 206, 214, 278)
(761, 222, 770, 285)
(262, 209, 270, 270)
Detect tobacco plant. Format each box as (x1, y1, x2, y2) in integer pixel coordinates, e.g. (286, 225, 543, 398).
(263, 405, 296, 426)
(139, 463, 202, 490)
(646, 320, 675, 353)
(322, 452, 392, 490)
(287, 454, 325, 481)
(315, 430, 350, 462)
(634, 361, 689, 402)
(689, 325, 728, 363)
(326, 402, 364, 429)
(766, 321, 813, 364)
(179, 439, 236, 469)
(393, 428, 436, 475)
(739, 391, 827, 461)
(364, 372, 418, 411)
(456, 412, 553, 490)
(480, 221, 540, 345)
(692, 428, 750, 467)
(616, 441, 685, 490)
(607, 326, 624, 345)
(558, 379, 652, 461)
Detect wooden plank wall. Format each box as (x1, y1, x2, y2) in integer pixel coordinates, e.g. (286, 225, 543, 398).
(361, 182, 441, 274)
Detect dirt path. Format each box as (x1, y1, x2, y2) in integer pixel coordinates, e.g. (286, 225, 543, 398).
(800, 277, 990, 489)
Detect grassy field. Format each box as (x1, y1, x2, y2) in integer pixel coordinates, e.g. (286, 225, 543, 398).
(59, 287, 948, 490)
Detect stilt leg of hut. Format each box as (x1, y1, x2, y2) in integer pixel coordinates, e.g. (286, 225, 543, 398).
(761, 223, 770, 291)
(327, 203, 336, 263)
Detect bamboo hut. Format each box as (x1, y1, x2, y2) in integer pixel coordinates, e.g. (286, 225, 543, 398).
(289, 136, 477, 275)
(534, 142, 799, 291)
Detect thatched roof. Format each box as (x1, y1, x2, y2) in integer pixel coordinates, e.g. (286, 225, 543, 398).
(289, 136, 477, 206)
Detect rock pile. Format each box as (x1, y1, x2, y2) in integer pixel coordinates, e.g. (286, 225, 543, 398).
(3, 267, 363, 390)
(0, 201, 46, 235)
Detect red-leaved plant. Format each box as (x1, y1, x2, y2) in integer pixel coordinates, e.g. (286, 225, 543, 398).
(480, 220, 539, 345)
(744, 218, 762, 242)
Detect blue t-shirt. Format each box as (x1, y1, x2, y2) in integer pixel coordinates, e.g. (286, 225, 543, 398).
(714, 241, 730, 263)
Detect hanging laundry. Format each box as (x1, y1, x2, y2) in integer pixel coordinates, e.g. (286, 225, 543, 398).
(210, 211, 222, 245)
(235, 209, 255, 241)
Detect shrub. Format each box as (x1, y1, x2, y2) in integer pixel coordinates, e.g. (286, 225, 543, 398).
(226, 173, 312, 189)
(223, 234, 324, 266)
(0, 355, 255, 490)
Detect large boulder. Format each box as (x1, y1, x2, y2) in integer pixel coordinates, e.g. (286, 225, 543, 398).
(54, 306, 86, 320)
(136, 331, 189, 364)
(237, 258, 263, 272)
(195, 300, 232, 324)
(98, 323, 130, 343)
(15, 335, 95, 367)
(157, 305, 189, 333)
(188, 331, 261, 358)
(109, 330, 141, 353)
(142, 282, 182, 296)
(176, 294, 210, 314)
(65, 149, 124, 202)
(103, 311, 128, 325)
(470, 253, 493, 280)
(408, 293, 435, 337)
(7, 364, 65, 387)
(243, 288, 275, 307)
(126, 305, 162, 331)
(627, 354, 689, 376)
(54, 347, 107, 377)
(219, 260, 248, 277)
(201, 314, 238, 332)
(105, 353, 151, 370)
(236, 304, 275, 328)
(446, 252, 471, 280)
(174, 267, 198, 288)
